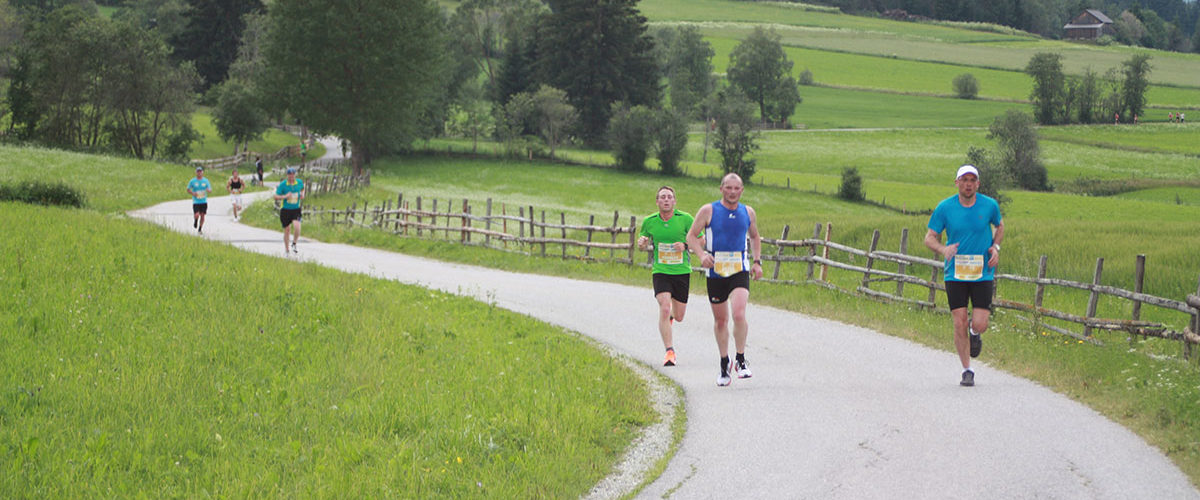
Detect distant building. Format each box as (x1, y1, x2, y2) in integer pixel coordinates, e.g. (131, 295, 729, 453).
(1064, 9, 1115, 40)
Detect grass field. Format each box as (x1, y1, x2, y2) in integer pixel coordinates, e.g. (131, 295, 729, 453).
(0, 195, 652, 497)
(642, 0, 1200, 89)
(702, 35, 1200, 109)
(188, 111, 319, 162)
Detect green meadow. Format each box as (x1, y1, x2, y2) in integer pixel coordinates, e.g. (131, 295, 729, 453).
(188, 111, 322, 162)
(0, 156, 653, 498)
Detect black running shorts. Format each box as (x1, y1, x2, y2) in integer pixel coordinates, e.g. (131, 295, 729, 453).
(945, 280, 994, 311)
(193, 203, 207, 214)
(280, 208, 303, 228)
(652, 273, 690, 303)
(707, 271, 750, 304)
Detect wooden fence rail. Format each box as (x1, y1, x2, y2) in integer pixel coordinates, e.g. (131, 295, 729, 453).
(297, 195, 1200, 358)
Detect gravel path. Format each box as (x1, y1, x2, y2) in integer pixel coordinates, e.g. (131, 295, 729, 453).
(129, 183, 1199, 499)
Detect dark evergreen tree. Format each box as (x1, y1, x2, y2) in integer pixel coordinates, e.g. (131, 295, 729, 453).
(538, 0, 660, 148)
(171, 0, 262, 89)
(495, 29, 539, 106)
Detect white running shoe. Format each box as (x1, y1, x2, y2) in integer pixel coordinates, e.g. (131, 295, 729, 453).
(735, 358, 753, 379)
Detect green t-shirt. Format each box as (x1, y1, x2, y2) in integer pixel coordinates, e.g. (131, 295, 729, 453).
(639, 210, 694, 275)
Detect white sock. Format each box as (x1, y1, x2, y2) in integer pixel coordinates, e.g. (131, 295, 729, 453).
(963, 367, 974, 374)
(969, 327, 979, 336)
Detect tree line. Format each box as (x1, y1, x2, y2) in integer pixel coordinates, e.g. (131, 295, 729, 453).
(816, 0, 1200, 53)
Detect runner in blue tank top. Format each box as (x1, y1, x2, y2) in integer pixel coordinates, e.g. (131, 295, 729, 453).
(924, 165, 1005, 387)
(687, 173, 763, 387)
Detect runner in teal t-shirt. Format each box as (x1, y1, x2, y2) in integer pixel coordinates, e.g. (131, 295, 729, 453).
(924, 165, 1005, 387)
(637, 186, 694, 367)
(274, 167, 305, 254)
(187, 166, 212, 233)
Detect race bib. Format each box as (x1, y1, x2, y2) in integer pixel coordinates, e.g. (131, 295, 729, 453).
(954, 254, 984, 281)
(194, 193, 206, 202)
(713, 251, 744, 278)
(287, 193, 299, 204)
(657, 243, 683, 265)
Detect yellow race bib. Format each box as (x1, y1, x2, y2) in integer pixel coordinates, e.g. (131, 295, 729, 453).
(954, 254, 984, 281)
(657, 242, 683, 265)
(713, 251, 744, 277)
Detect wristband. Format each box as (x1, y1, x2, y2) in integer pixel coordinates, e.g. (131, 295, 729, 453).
(753, 259, 762, 265)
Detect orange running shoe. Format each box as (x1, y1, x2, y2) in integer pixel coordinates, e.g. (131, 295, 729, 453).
(663, 349, 676, 366)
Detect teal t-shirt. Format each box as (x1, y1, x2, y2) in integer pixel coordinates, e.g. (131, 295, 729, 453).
(276, 179, 304, 209)
(639, 210, 694, 275)
(188, 178, 211, 204)
(927, 194, 1002, 282)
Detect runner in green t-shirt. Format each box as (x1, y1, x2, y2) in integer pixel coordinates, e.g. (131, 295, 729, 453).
(638, 186, 694, 366)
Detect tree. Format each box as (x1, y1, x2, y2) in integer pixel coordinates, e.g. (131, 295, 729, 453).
(1070, 67, 1101, 124)
(837, 167, 865, 202)
(113, 0, 189, 43)
(952, 73, 979, 99)
(964, 145, 1007, 203)
(661, 25, 715, 118)
(652, 108, 688, 175)
(450, 0, 544, 95)
(497, 90, 540, 159)
(764, 75, 800, 126)
(710, 88, 759, 181)
(1120, 53, 1152, 123)
(727, 26, 795, 124)
(494, 27, 539, 106)
(538, 0, 659, 148)
(530, 85, 576, 160)
(102, 22, 199, 159)
(170, 0, 263, 89)
(445, 79, 494, 153)
(262, 0, 450, 173)
(608, 104, 655, 171)
(1025, 52, 1065, 125)
(212, 78, 268, 154)
(988, 109, 1049, 191)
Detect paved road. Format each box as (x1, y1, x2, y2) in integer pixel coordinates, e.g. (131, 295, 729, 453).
(129, 186, 1199, 499)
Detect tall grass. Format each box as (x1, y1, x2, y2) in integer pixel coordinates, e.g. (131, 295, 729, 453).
(0, 202, 653, 497)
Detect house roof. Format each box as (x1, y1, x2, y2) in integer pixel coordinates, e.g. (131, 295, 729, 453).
(1085, 9, 1112, 24)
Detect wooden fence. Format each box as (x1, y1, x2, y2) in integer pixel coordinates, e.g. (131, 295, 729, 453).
(298, 196, 1200, 358)
(190, 144, 300, 170)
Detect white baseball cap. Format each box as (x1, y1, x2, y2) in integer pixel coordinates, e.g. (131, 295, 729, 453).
(956, 165, 979, 180)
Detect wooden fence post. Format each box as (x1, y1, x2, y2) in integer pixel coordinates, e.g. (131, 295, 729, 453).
(820, 222, 833, 282)
(485, 199, 493, 247)
(896, 228, 909, 297)
(518, 206, 526, 248)
(628, 216, 637, 263)
(861, 230, 880, 290)
(541, 211, 547, 257)
(927, 266, 939, 307)
(806, 223, 820, 281)
(584, 215, 595, 259)
(1189, 276, 1200, 360)
(395, 193, 403, 232)
(432, 199, 439, 238)
(1083, 258, 1104, 338)
(1131, 254, 1146, 346)
(415, 197, 423, 237)
(772, 225, 790, 281)
(462, 199, 470, 244)
(561, 212, 567, 259)
(501, 203, 507, 249)
(609, 211, 619, 261)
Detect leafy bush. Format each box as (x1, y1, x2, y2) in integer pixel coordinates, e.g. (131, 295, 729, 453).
(837, 167, 865, 202)
(653, 109, 689, 175)
(0, 181, 86, 208)
(952, 73, 979, 99)
(608, 104, 656, 171)
(799, 68, 814, 86)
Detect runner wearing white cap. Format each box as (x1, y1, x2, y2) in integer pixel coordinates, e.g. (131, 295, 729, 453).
(923, 164, 1005, 387)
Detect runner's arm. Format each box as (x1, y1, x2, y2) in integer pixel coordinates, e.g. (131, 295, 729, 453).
(747, 206, 764, 279)
(988, 221, 1005, 267)
(686, 205, 713, 268)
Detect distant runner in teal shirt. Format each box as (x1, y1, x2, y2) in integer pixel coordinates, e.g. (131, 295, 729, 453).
(187, 166, 212, 234)
(924, 165, 1005, 387)
(274, 167, 305, 254)
(637, 186, 694, 367)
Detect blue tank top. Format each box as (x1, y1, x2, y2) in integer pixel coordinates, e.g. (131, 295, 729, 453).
(704, 201, 750, 278)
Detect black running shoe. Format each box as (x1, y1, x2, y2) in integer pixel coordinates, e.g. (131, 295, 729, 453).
(969, 333, 982, 358)
(960, 370, 975, 387)
(193, 218, 197, 228)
